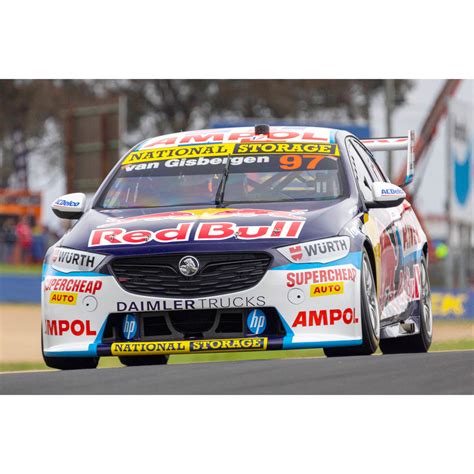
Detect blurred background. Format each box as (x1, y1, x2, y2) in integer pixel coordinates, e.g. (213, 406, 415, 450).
(0, 79, 472, 369)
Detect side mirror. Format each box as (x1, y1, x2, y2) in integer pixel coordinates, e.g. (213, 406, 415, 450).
(366, 182, 406, 208)
(51, 193, 86, 219)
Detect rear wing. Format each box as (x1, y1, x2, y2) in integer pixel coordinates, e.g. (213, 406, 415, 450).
(362, 129, 415, 186)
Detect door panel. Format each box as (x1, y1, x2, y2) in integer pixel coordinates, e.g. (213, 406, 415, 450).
(346, 137, 412, 320)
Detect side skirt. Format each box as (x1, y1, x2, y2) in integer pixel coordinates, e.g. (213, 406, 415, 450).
(380, 301, 421, 339)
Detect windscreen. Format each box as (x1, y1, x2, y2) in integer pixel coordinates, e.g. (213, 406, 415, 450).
(96, 142, 345, 209)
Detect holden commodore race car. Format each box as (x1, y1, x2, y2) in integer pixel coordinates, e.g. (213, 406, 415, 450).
(42, 124, 432, 370)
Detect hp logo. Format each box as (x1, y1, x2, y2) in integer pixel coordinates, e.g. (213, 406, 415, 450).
(246, 309, 267, 335)
(122, 314, 138, 340)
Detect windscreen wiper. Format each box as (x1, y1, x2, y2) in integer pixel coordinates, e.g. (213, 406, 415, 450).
(215, 156, 232, 207)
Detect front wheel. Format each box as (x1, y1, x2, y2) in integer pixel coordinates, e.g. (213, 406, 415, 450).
(380, 256, 432, 354)
(41, 328, 99, 370)
(43, 355, 99, 370)
(324, 249, 380, 357)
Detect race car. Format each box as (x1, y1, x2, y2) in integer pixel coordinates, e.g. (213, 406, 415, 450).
(42, 124, 432, 369)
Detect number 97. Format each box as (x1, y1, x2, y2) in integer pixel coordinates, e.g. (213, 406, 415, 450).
(280, 155, 302, 170)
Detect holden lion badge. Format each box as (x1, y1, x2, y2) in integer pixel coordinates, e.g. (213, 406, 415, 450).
(178, 256, 200, 277)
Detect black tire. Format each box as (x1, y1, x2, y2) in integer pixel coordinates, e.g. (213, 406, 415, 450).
(380, 256, 432, 354)
(324, 249, 380, 357)
(119, 355, 169, 367)
(41, 326, 99, 370)
(43, 355, 99, 370)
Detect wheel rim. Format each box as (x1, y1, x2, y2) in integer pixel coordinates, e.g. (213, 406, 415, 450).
(421, 261, 432, 337)
(363, 256, 380, 338)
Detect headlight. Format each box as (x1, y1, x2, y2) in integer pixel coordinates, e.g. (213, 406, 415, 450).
(277, 236, 350, 264)
(50, 247, 107, 273)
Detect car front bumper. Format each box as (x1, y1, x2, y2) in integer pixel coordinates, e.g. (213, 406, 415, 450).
(41, 251, 363, 357)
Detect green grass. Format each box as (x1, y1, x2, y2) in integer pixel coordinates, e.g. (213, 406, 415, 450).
(429, 339, 474, 351)
(0, 361, 52, 372)
(1, 341, 472, 373)
(169, 348, 325, 364)
(434, 319, 473, 327)
(0, 263, 42, 275)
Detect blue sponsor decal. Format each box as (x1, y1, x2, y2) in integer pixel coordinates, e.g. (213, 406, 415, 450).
(273, 251, 362, 271)
(247, 309, 267, 335)
(208, 121, 370, 139)
(454, 144, 471, 206)
(0, 274, 41, 303)
(55, 199, 80, 207)
(381, 188, 404, 195)
(41, 263, 110, 280)
(122, 314, 138, 340)
(432, 289, 474, 320)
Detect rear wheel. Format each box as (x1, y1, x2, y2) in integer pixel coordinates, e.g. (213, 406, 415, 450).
(41, 327, 99, 370)
(324, 249, 380, 357)
(119, 355, 169, 367)
(380, 256, 432, 354)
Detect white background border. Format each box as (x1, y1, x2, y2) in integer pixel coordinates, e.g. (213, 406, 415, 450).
(1, 0, 473, 79)
(1, 1, 472, 473)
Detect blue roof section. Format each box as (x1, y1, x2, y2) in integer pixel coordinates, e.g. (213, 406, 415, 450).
(209, 120, 371, 139)
(137, 123, 371, 150)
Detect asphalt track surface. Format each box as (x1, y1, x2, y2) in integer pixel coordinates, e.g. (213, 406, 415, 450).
(1, 350, 472, 394)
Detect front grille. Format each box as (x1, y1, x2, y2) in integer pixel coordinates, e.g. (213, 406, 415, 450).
(101, 307, 285, 343)
(168, 310, 216, 336)
(110, 253, 272, 298)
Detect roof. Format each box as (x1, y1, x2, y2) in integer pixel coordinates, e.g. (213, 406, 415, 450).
(137, 126, 339, 150)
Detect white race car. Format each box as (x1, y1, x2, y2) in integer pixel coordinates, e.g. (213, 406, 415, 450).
(42, 125, 432, 369)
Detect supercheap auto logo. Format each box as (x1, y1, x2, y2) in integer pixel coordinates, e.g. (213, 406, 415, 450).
(286, 266, 357, 287)
(121, 142, 339, 165)
(111, 338, 268, 355)
(44, 278, 102, 305)
(44, 278, 102, 294)
(49, 292, 77, 305)
(310, 282, 344, 297)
